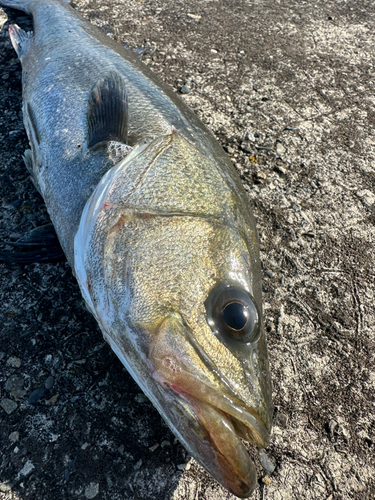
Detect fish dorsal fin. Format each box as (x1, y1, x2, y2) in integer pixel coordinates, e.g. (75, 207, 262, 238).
(87, 72, 128, 149)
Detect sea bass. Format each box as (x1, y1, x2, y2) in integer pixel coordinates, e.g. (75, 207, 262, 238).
(0, 0, 272, 496)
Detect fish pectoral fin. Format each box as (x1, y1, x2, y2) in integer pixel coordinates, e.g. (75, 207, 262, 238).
(9, 24, 33, 60)
(0, 224, 65, 263)
(87, 72, 128, 149)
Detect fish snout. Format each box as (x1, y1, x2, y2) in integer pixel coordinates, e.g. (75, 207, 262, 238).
(149, 314, 270, 497)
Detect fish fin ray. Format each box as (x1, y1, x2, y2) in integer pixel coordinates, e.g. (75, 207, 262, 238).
(22, 149, 42, 195)
(87, 72, 128, 149)
(8, 24, 32, 59)
(0, 224, 65, 263)
(22, 149, 33, 175)
(25, 102, 40, 146)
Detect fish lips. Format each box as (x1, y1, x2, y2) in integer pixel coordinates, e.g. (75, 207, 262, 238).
(153, 371, 270, 498)
(149, 316, 271, 498)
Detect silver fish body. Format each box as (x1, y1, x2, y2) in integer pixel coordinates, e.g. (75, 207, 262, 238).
(0, 0, 273, 496)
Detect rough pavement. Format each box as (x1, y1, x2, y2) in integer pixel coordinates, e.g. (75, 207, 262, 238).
(0, 1, 374, 499)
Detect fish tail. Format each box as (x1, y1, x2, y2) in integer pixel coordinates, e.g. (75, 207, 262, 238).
(0, 0, 71, 14)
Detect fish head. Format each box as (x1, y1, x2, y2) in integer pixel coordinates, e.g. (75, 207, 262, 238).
(75, 134, 273, 497)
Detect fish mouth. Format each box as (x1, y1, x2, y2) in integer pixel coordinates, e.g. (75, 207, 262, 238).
(160, 377, 270, 498)
(149, 315, 270, 498)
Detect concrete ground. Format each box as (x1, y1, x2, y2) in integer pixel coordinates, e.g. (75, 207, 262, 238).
(0, 1, 374, 499)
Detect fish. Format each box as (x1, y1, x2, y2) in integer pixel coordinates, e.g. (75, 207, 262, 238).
(0, 0, 273, 496)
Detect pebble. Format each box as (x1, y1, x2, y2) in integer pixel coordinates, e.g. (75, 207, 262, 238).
(0, 483, 12, 493)
(255, 171, 267, 182)
(5, 375, 25, 399)
(28, 388, 45, 404)
(46, 393, 59, 406)
(276, 411, 288, 428)
(6, 356, 21, 368)
(276, 142, 286, 155)
(133, 459, 142, 470)
(241, 142, 253, 153)
(9, 431, 19, 443)
(44, 376, 55, 390)
(259, 451, 276, 474)
(0, 398, 18, 415)
(177, 462, 191, 471)
(329, 419, 338, 436)
(275, 165, 287, 175)
(262, 475, 272, 485)
(180, 83, 190, 94)
(118, 445, 125, 454)
(161, 440, 171, 448)
(134, 393, 148, 403)
(265, 270, 275, 278)
(17, 460, 35, 478)
(85, 482, 99, 499)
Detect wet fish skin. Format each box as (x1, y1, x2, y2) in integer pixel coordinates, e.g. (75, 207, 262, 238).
(0, 0, 273, 496)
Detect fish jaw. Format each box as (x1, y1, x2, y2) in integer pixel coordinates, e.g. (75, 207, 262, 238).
(148, 314, 269, 497)
(102, 313, 268, 498)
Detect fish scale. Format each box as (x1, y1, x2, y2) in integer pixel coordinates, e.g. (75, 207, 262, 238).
(0, 0, 273, 497)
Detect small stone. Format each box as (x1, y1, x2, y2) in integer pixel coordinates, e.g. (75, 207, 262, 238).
(259, 451, 276, 474)
(275, 165, 287, 175)
(265, 270, 275, 278)
(241, 142, 253, 153)
(9, 431, 19, 443)
(133, 459, 142, 470)
(276, 412, 288, 428)
(0, 483, 11, 493)
(177, 462, 191, 471)
(187, 13, 201, 20)
(85, 482, 99, 499)
(6, 357, 21, 368)
(255, 171, 267, 182)
(118, 445, 125, 454)
(180, 83, 190, 94)
(28, 388, 45, 404)
(329, 419, 338, 436)
(5, 375, 25, 399)
(276, 142, 286, 155)
(46, 393, 59, 405)
(161, 440, 171, 448)
(262, 475, 272, 485)
(149, 444, 159, 452)
(134, 393, 148, 403)
(45, 376, 55, 390)
(1, 398, 18, 414)
(17, 460, 35, 478)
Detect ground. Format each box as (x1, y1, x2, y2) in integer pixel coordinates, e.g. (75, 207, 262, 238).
(0, 1, 374, 499)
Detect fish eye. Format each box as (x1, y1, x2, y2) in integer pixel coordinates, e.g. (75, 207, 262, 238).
(205, 284, 260, 343)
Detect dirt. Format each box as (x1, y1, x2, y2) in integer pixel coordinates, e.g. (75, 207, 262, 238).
(0, 1, 374, 499)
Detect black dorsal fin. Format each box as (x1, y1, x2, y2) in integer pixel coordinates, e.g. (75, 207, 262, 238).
(87, 72, 128, 149)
